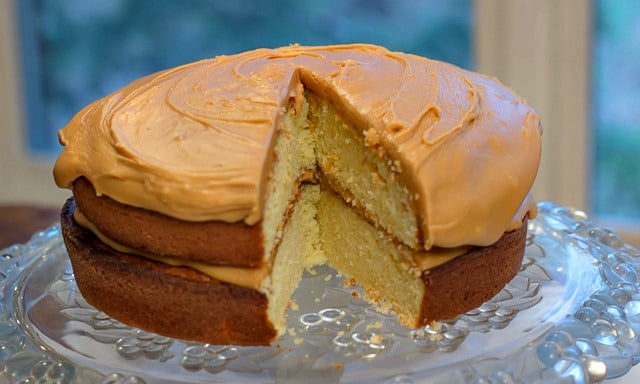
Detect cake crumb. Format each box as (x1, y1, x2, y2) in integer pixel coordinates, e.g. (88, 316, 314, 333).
(324, 274, 332, 282)
(289, 300, 299, 311)
(374, 301, 393, 316)
(393, 160, 402, 173)
(363, 129, 380, 147)
(365, 287, 382, 303)
(369, 333, 383, 344)
(365, 320, 383, 331)
(344, 277, 357, 288)
(294, 337, 304, 345)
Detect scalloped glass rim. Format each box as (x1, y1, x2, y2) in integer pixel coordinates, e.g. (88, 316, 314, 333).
(1, 201, 640, 384)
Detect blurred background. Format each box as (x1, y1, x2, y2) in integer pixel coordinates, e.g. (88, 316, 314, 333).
(0, 0, 638, 245)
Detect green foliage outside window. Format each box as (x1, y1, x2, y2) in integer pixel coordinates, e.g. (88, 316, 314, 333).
(592, 0, 640, 217)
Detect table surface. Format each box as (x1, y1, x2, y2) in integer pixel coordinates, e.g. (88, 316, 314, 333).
(0, 205, 60, 249)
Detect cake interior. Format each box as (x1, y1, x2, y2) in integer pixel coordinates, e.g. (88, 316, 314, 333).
(264, 184, 322, 332)
(259, 90, 463, 334)
(311, 93, 420, 249)
(316, 189, 425, 326)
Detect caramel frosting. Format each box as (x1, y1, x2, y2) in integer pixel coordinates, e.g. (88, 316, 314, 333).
(54, 44, 542, 249)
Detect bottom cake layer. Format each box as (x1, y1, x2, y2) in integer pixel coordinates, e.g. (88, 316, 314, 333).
(61, 191, 528, 345)
(62, 198, 278, 345)
(61, 182, 323, 346)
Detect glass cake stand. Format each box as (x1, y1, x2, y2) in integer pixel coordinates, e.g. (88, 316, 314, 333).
(2, 202, 640, 384)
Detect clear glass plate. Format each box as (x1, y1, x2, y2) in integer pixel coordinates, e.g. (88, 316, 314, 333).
(2, 202, 640, 384)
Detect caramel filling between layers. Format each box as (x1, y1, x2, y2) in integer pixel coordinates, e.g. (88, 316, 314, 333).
(73, 204, 469, 292)
(73, 208, 270, 290)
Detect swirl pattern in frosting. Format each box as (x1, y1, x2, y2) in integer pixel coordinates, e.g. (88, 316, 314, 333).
(53, 44, 542, 249)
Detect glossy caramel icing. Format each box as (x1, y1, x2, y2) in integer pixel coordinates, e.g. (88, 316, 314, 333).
(54, 44, 541, 249)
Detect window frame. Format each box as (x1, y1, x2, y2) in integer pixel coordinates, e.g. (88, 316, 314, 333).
(0, 1, 69, 206)
(475, 0, 591, 210)
(1, 0, 638, 245)
(475, 0, 639, 246)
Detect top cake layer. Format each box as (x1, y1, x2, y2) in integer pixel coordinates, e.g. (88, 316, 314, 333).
(53, 44, 541, 250)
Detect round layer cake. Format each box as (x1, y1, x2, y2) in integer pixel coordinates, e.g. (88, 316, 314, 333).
(53, 44, 542, 345)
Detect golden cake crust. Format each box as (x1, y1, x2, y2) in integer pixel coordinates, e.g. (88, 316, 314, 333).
(61, 198, 277, 345)
(419, 218, 527, 321)
(72, 177, 265, 268)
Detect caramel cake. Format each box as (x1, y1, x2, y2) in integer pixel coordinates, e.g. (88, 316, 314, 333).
(53, 44, 542, 345)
